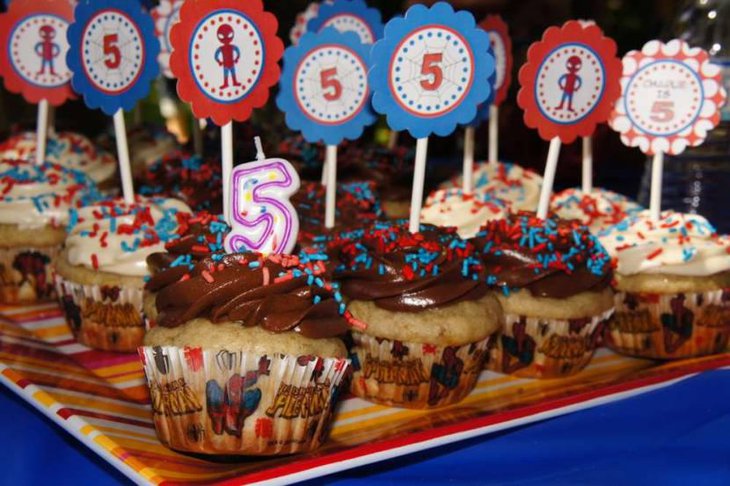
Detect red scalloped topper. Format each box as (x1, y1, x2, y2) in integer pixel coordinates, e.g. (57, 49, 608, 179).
(0, 0, 75, 105)
(517, 20, 622, 144)
(169, 0, 284, 126)
(609, 40, 726, 156)
(480, 15, 512, 107)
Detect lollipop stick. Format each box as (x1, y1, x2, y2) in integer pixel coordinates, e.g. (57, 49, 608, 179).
(409, 137, 429, 233)
(462, 126, 475, 194)
(324, 145, 338, 229)
(113, 109, 135, 204)
(536, 137, 562, 219)
(35, 99, 49, 166)
(222, 122, 233, 223)
(321, 158, 328, 186)
(649, 151, 664, 222)
(582, 136, 593, 194)
(488, 105, 498, 163)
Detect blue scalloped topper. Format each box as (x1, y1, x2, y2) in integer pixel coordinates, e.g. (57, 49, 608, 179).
(370, 2, 495, 139)
(467, 48, 497, 127)
(277, 28, 376, 146)
(66, 0, 159, 116)
(306, 0, 384, 45)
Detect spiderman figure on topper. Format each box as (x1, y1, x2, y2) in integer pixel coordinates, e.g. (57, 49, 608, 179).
(36, 25, 60, 76)
(555, 55, 582, 112)
(215, 23, 241, 89)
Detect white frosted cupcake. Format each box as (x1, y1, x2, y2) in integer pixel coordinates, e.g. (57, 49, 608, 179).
(440, 161, 543, 212)
(421, 188, 509, 239)
(54, 196, 191, 352)
(599, 210, 730, 358)
(552, 188, 642, 232)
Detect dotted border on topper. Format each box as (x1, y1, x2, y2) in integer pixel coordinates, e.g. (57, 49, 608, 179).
(369, 2, 495, 139)
(277, 28, 376, 146)
(66, 0, 160, 116)
(517, 20, 622, 144)
(169, 0, 283, 126)
(608, 39, 727, 156)
(306, 0, 384, 44)
(152, 0, 184, 79)
(0, 0, 75, 105)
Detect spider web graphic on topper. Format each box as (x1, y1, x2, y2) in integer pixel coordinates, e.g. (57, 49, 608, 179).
(609, 39, 727, 156)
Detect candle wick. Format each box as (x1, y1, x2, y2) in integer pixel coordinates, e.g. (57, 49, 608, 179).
(254, 136, 265, 161)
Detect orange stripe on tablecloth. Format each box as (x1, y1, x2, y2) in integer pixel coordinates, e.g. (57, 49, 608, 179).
(105, 371, 146, 384)
(94, 360, 145, 378)
(33, 324, 73, 340)
(57, 407, 154, 429)
(15, 369, 137, 401)
(45, 391, 152, 419)
(92, 424, 158, 441)
(0, 350, 92, 377)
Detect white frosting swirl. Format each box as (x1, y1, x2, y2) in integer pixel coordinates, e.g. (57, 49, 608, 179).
(65, 197, 191, 277)
(441, 161, 542, 212)
(0, 160, 100, 229)
(551, 188, 642, 232)
(598, 210, 730, 277)
(421, 188, 509, 239)
(0, 131, 116, 184)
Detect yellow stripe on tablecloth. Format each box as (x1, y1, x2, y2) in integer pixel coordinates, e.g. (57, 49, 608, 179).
(42, 390, 152, 420)
(32, 390, 56, 408)
(93, 361, 144, 378)
(80, 424, 96, 436)
(0, 351, 103, 379)
(33, 325, 73, 340)
(93, 424, 157, 441)
(105, 372, 146, 385)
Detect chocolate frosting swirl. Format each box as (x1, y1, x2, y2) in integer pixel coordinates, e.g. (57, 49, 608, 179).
(331, 221, 488, 312)
(473, 213, 613, 298)
(147, 252, 349, 339)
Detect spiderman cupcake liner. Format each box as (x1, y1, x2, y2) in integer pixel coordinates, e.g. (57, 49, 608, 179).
(53, 273, 146, 353)
(138, 346, 350, 455)
(486, 309, 614, 379)
(349, 331, 490, 409)
(606, 289, 730, 359)
(0, 246, 58, 304)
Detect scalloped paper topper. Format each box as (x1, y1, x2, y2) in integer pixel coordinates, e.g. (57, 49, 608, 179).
(306, 0, 383, 45)
(290, 2, 322, 45)
(517, 20, 622, 144)
(609, 39, 726, 156)
(66, 0, 160, 116)
(481, 15, 513, 107)
(277, 28, 376, 146)
(0, 0, 75, 105)
(169, 0, 283, 126)
(152, 0, 183, 79)
(370, 2, 495, 139)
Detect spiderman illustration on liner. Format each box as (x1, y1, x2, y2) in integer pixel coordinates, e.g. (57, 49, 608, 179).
(214, 24, 241, 89)
(428, 346, 464, 406)
(35, 25, 61, 76)
(555, 55, 582, 112)
(661, 294, 694, 354)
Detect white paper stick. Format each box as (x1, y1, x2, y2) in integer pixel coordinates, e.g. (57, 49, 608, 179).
(409, 137, 429, 233)
(35, 99, 49, 166)
(325, 145, 338, 229)
(387, 129, 398, 151)
(113, 109, 135, 204)
(222, 122, 233, 224)
(649, 151, 664, 222)
(582, 136, 593, 194)
(192, 118, 203, 157)
(321, 158, 328, 186)
(488, 104, 498, 163)
(462, 126, 475, 194)
(536, 137, 562, 219)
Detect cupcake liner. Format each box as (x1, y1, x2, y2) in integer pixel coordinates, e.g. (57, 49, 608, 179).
(606, 289, 730, 359)
(349, 331, 490, 409)
(138, 345, 350, 455)
(53, 273, 145, 352)
(487, 309, 614, 379)
(0, 246, 58, 304)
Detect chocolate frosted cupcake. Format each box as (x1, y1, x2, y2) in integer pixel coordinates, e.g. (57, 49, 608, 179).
(0, 160, 101, 303)
(141, 252, 351, 455)
(331, 221, 501, 409)
(475, 213, 615, 378)
(599, 211, 730, 359)
(551, 188, 643, 233)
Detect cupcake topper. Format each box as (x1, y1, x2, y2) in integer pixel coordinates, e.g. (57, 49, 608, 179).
(370, 2, 495, 233)
(151, 0, 183, 79)
(517, 20, 622, 218)
(169, 0, 283, 224)
(277, 28, 376, 229)
(306, 0, 384, 46)
(462, 14, 511, 194)
(224, 137, 301, 255)
(66, 0, 160, 204)
(0, 0, 75, 165)
(290, 2, 322, 46)
(609, 39, 726, 222)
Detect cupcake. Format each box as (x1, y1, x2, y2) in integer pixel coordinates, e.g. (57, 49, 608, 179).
(140, 252, 351, 455)
(599, 211, 730, 359)
(421, 188, 509, 239)
(360, 145, 415, 219)
(440, 161, 543, 212)
(54, 197, 191, 352)
(551, 188, 643, 233)
(0, 131, 117, 189)
(0, 159, 101, 304)
(331, 221, 501, 409)
(475, 213, 615, 378)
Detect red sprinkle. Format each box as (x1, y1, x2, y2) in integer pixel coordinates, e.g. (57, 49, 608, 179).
(647, 248, 663, 260)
